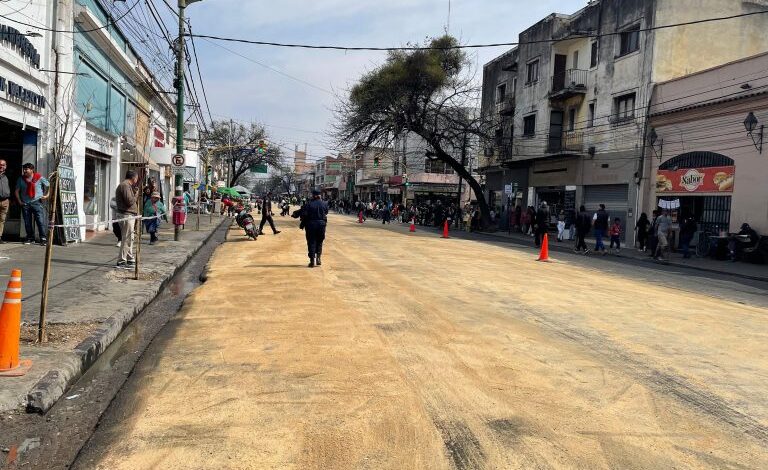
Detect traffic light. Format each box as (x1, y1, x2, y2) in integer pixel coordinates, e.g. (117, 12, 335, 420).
(206, 165, 212, 174)
(258, 140, 268, 153)
(404, 173, 410, 187)
(373, 157, 380, 168)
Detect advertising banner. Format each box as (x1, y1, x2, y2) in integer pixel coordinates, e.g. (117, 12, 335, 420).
(656, 166, 734, 193)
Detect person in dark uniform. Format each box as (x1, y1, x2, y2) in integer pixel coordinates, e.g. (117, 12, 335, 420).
(303, 189, 329, 268)
(259, 191, 281, 235)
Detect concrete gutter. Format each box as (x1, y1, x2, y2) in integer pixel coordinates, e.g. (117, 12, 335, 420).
(25, 219, 229, 413)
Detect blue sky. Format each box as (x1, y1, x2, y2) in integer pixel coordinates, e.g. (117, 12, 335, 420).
(182, 0, 588, 161)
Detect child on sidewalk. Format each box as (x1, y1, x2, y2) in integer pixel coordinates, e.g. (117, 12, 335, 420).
(609, 217, 622, 254)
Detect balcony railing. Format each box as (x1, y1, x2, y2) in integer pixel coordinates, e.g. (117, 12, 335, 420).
(547, 132, 583, 153)
(494, 95, 515, 116)
(551, 69, 588, 95)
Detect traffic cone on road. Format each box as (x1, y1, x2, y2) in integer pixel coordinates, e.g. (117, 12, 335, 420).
(442, 220, 450, 239)
(537, 234, 551, 262)
(0, 269, 31, 377)
(409, 218, 416, 232)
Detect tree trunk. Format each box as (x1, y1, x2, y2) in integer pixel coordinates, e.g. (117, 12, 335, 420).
(423, 135, 492, 228)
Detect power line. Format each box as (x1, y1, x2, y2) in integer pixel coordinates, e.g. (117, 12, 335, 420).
(186, 10, 768, 51)
(0, 0, 141, 34)
(188, 24, 214, 125)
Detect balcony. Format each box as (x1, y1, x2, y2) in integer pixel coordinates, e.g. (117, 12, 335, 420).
(550, 69, 588, 100)
(547, 132, 584, 153)
(495, 95, 516, 116)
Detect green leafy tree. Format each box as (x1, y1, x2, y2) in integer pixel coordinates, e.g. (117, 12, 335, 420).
(333, 35, 492, 224)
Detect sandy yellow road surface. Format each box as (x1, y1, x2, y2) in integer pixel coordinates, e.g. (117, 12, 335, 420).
(75, 214, 768, 469)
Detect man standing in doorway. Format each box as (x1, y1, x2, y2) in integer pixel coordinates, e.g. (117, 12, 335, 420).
(259, 191, 281, 235)
(115, 170, 139, 269)
(15, 163, 49, 245)
(0, 160, 11, 243)
(592, 203, 609, 255)
(303, 188, 328, 268)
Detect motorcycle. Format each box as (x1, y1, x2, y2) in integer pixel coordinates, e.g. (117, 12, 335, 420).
(235, 208, 258, 240)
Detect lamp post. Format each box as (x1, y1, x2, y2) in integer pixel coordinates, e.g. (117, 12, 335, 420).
(744, 112, 763, 154)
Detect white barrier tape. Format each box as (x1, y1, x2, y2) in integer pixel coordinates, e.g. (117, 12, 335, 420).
(47, 213, 166, 229)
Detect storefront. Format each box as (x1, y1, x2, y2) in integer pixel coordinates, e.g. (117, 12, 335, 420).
(84, 127, 117, 232)
(655, 152, 735, 234)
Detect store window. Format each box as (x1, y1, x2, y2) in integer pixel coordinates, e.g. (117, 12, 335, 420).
(76, 60, 108, 129)
(109, 87, 126, 135)
(84, 153, 110, 227)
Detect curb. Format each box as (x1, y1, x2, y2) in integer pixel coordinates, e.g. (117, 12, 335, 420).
(25, 219, 229, 413)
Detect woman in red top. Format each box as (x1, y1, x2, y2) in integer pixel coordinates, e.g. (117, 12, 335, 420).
(609, 217, 622, 254)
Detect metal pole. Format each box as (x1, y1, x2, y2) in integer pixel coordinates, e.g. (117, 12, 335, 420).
(134, 171, 143, 280)
(174, 0, 186, 242)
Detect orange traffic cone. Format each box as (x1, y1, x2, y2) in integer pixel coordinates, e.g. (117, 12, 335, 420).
(409, 218, 416, 232)
(442, 220, 450, 239)
(537, 233, 551, 262)
(0, 269, 31, 377)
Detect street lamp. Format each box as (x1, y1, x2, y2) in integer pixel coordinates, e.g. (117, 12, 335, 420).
(647, 127, 663, 160)
(744, 112, 763, 154)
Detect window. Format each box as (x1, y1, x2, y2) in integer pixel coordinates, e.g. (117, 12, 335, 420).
(523, 114, 536, 136)
(573, 50, 579, 69)
(526, 60, 539, 84)
(568, 108, 576, 132)
(590, 42, 599, 67)
(588, 102, 595, 128)
(76, 60, 108, 129)
(619, 25, 640, 56)
(495, 128, 503, 148)
(496, 83, 506, 104)
(614, 93, 636, 122)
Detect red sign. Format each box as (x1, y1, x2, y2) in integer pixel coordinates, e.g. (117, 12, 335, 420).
(656, 166, 734, 193)
(153, 128, 165, 148)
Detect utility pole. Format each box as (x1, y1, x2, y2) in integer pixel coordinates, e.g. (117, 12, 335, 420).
(174, 0, 186, 242)
(228, 119, 234, 186)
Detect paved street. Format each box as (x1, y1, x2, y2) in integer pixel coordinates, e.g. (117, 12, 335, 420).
(73, 214, 768, 469)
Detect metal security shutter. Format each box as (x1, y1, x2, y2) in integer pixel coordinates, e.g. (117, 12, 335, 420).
(584, 184, 630, 240)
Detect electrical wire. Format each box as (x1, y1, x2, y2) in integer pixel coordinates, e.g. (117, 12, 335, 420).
(186, 10, 768, 51)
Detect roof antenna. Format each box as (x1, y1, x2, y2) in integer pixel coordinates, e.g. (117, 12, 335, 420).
(445, 0, 451, 34)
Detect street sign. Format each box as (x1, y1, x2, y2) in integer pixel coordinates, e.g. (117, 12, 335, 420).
(249, 163, 268, 173)
(504, 184, 513, 195)
(172, 153, 185, 168)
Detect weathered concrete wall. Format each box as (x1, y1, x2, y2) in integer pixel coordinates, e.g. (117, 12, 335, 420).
(653, 0, 768, 83)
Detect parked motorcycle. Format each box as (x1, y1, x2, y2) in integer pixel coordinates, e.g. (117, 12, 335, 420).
(235, 208, 258, 240)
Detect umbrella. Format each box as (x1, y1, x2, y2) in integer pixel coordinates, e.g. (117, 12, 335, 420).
(216, 187, 241, 198)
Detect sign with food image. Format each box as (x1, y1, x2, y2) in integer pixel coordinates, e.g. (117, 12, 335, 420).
(656, 166, 734, 193)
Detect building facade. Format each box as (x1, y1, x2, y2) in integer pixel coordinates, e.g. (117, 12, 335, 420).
(481, 0, 768, 243)
(644, 52, 768, 236)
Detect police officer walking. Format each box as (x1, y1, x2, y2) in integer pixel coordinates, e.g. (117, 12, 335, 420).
(303, 188, 329, 268)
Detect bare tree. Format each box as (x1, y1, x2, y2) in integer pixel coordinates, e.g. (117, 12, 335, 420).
(203, 120, 282, 187)
(332, 35, 493, 224)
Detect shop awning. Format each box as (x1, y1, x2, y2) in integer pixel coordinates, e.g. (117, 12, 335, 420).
(356, 178, 381, 187)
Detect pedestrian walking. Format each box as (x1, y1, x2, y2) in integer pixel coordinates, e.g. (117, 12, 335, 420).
(143, 191, 167, 245)
(556, 210, 566, 242)
(635, 212, 650, 252)
(15, 163, 50, 245)
(534, 202, 549, 248)
(574, 205, 591, 253)
(259, 191, 281, 235)
(592, 204, 609, 255)
(114, 170, 139, 269)
(609, 217, 622, 254)
(655, 209, 673, 261)
(303, 189, 329, 268)
(0, 159, 11, 243)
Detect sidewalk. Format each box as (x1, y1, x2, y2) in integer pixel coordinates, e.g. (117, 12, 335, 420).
(0, 213, 228, 413)
(471, 227, 768, 282)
